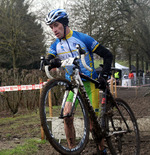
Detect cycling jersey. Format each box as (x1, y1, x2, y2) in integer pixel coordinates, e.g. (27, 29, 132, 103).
(48, 29, 99, 81)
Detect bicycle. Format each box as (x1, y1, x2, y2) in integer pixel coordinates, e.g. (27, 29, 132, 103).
(39, 44, 140, 155)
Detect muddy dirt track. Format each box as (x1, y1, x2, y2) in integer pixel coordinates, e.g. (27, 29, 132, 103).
(0, 87, 150, 154)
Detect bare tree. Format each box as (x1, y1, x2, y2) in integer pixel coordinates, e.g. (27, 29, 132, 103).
(0, 0, 45, 70)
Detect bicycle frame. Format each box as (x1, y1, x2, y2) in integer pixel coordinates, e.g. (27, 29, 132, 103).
(58, 66, 131, 137)
(41, 46, 132, 137)
(58, 67, 92, 119)
(57, 66, 105, 140)
(40, 44, 140, 155)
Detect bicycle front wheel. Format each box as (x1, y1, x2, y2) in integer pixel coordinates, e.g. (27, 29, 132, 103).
(106, 98, 140, 155)
(40, 78, 89, 155)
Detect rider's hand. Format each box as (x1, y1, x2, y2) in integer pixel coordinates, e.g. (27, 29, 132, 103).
(50, 58, 61, 68)
(43, 59, 50, 65)
(46, 58, 61, 71)
(43, 58, 61, 71)
(97, 76, 107, 90)
(97, 72, 109, 90)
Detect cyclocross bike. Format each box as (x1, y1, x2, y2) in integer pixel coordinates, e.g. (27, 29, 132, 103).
(39, 44, 140, 155)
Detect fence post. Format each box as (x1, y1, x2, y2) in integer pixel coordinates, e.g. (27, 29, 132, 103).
(115, 79, 117, 98)
(110, 75, 113, 95)
(48, 91, 53, 117)
(39, 78, 45, 140)
(47, 90, 52, 132)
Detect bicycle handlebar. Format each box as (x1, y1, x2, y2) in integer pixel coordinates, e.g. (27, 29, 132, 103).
(40, 44, 92, 79)
(76, 44, 92, 72)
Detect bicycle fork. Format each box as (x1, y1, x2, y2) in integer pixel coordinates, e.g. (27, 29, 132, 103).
(59, 86, 79, 119)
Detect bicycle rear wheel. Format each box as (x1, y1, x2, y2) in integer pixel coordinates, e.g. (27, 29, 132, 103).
(40, 78, 89, 155)
(106, 98, 140, 155)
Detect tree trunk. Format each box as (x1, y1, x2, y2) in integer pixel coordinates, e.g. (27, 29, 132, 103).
(136, 53, 139, 77)
(145, 61, 149, 71)
(141, 57, 144, 72)
(12, 49, 16, 70)
(128, 51, 131, 71)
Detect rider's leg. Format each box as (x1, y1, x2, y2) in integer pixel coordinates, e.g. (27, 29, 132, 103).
(90, 120, 106, 151)
(64, 101, 75, 149)
(63, 81, 104, 150)
(86, 82, 106, 152)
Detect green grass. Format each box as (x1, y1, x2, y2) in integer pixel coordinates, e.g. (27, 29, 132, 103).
(1, 113, 40, 132)
(94, 59, 129, 68)
(116, 60, 129, 67)
(0, 139, 46, 155)
(94, 59, 103, 68)
(0, 112, 38, 124)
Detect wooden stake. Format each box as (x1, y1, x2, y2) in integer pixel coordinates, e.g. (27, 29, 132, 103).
(110, 76, 113, 95)
(48, 81, 52, 132)
(39, 78, 45, 140)
(115, 79, 117, 98)
(48, 91, 52, 117)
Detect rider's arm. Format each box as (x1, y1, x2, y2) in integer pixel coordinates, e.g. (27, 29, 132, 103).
(45, 40, 58, 63)
(93, 44, 113, 76)
(47, 54, 55, 61)
(43, 54, 55, 65)
(45, 41, 61, 68)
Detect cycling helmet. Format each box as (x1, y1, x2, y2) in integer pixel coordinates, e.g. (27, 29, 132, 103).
(45, 9, 69, 26)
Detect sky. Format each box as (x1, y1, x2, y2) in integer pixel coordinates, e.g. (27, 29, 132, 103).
(27, 0, 67, 12)
(25, 0, 69, 47)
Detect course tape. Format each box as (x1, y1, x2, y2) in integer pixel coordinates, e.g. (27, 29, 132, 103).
(116, 84, 150, 88)
(0, 82, 47, 92)
(0, 82, 149, 92)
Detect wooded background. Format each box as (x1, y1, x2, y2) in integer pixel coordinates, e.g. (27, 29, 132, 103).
(0, 0, 150, 72)
(0, 0, 150, 113)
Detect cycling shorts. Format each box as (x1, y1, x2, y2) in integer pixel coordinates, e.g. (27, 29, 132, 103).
(66, 81, 100, 116)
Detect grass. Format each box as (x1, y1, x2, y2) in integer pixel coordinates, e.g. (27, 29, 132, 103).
(0, 110, 43, 154)
(0, 109, 47, 154)
(117, 60, 129, 67)
(94, 59, 103, 68)
(0, 139, 46, 155)
(94, 59, 129, 69)
(0, 112, 40, 133)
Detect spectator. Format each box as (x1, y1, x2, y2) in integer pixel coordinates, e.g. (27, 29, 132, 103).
(114, 70, 119, 85)
(146, 70, 150, 76)
(128, 71, 134, 79)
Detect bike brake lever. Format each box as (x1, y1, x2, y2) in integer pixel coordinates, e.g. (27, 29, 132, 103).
(76, 44, 85, 55)
(40, 56, 45, 71)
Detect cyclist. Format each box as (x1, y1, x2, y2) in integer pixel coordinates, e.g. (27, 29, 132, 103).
(44, 9, 113, 154)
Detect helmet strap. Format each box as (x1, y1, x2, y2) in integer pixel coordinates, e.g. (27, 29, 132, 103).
(59, 24, 67, 40)
(64, 25, 67, 39)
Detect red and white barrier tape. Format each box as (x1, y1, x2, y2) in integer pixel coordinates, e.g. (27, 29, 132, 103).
(0, 82, 149, 92)
(0, 82, 47, 92)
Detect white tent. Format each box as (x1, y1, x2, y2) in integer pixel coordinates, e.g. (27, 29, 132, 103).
(115, 63, 129, 79)
(115, 63, 129, 70)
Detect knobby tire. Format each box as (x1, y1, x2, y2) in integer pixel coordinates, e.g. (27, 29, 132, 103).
(39, 78, 89, 155)
(105, 98, 140, 155)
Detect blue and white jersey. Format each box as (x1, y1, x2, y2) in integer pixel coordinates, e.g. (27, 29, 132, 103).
(48, 29, 99, 81)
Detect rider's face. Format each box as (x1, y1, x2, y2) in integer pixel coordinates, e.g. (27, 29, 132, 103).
(50, 22, 64, 39)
